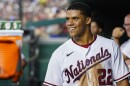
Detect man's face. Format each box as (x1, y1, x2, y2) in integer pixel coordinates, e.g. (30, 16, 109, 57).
(66, 10, 87, 38)
(124, 15, 130, 38)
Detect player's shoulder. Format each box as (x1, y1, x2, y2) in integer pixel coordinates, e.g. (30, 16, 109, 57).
(96, 35, 118, 46)
(121, 39, 130, 47)
(52, 39, 72, 55)
(121, 39, 130, 49)
(97, 35, 113, 42)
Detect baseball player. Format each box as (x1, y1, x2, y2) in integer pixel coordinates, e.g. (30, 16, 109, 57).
(121, 14, 130, 60)
(112, 14, 130, 71)
(43, 2, 130, 86)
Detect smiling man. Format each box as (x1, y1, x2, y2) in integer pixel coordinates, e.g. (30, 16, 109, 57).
(43, 2, 130, 86)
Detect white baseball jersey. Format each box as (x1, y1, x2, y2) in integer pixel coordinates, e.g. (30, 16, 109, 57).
(43, 35, 130, 86)
(120, 39, 130, 58)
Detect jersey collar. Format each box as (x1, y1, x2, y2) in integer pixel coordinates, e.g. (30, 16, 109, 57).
(71, 35, 97, 48)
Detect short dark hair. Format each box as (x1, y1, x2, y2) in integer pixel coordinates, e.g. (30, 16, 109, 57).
(67, 2, 91, 17)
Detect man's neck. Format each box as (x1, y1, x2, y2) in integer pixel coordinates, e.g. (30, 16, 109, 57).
(72, 33, 94, 45)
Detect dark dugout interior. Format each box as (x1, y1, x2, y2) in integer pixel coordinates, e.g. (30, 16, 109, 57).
(70, 0, 130, 43)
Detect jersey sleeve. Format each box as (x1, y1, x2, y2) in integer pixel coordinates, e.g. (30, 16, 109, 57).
(111, 41, 130, 82)
(43, 50, 63, 86)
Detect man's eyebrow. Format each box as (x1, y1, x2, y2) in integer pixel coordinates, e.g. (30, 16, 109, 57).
(72, 17, 79, 19)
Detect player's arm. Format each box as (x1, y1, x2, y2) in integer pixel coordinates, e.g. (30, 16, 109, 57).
(116, 78, 129, 86)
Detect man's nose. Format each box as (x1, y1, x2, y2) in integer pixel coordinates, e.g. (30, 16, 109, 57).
(67, 20, 74, 26)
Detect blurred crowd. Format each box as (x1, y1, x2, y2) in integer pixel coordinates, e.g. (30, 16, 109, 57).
(0, 0, 69, 38)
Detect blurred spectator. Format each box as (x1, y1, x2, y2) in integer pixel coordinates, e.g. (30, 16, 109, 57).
(112, 14, 130, 71)
(111, 27, 125, 45)
(91, 18, 104, 36)
(0, 0, 67, 24)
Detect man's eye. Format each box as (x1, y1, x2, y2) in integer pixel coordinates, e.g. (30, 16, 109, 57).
(74, 18, 78, 21)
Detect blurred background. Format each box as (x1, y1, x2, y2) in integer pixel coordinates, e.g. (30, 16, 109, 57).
(0, 0, 130, 86)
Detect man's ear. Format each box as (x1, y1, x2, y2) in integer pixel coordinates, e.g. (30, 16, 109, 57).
(86, 17, 91, 24)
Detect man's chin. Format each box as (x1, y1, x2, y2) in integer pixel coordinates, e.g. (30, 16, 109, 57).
(69, 34, 76, 38)
(69, 33, 75, 37)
